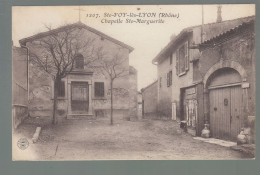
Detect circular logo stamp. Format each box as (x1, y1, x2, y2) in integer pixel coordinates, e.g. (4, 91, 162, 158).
(17, 138, 29, 150)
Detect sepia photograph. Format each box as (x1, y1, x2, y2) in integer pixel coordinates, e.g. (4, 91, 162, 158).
(12, 4, 255, 160)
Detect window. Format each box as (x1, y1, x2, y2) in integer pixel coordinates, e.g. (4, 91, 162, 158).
(170, 55, 173, 65)
(176, 41, 189, 76)
(57, 81, 65, 97)
(74, 54, 84, 69)
(94, 82, 105, 97)
(167, 71, 172, 87)
(169, 71, 172, 86)
(159, 77, 162, 88)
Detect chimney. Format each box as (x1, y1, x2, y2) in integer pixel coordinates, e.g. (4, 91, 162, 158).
(216, 5, 222, 23)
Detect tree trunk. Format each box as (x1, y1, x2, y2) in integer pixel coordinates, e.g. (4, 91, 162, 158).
(52, 78, 60, 125)
(110, 80, 114, 125)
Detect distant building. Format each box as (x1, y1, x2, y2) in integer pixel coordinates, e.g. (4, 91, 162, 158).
(141, 81, 158, 118)
(152, 15, 255, 140)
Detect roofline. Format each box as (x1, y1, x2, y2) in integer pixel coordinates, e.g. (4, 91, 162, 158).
(199, 19, 255, 50)
(152, 15, 255, 64)
(141, 80, 158, 92)
(152, 29, 192, 63)
(19, 22, 134, 53)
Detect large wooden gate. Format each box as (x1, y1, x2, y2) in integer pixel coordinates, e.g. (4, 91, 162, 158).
(209, 85, 243, 141)
(71, 82, 89, 113)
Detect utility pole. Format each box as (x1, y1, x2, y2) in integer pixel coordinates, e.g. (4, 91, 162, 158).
(201, 5, 204, 43)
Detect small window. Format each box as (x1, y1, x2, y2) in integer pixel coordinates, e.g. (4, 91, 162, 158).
(170, 55, 173, 65)
(57, 81, 65, 97)
(166, 71, 172, 87)
(159, 77, 162, 88)
(74, 54, 84, 69)
(95, 82, 105, 97)
(169, 71, 172, 86)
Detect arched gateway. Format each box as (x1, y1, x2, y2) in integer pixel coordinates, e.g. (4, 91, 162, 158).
(203, 60, 248, 141)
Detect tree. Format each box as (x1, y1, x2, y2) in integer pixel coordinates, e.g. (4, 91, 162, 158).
(98, 49, 129, 125)
(29, 24, 100, 124)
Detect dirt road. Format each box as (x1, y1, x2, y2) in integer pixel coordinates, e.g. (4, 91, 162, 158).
(13, 117, 250, 160)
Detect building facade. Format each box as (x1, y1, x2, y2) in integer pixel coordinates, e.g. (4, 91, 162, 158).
(152, 15, 255, 140)
(17, 22, 138, 121)
(198, 20, 255, 141)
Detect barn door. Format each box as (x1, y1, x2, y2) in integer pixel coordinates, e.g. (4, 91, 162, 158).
(71, 82, 89, 113)
(209, 85, 243, 141)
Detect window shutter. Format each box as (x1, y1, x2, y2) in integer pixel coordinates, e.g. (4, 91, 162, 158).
(166, 73, 168, 87)
(166, 72, 168, 87)
(95, 82, 105, 97)
(176, 49, 179, 76)
(58, 81, 65, 97)
(169, 71, 172, 86)
(185, 41, 189, 71)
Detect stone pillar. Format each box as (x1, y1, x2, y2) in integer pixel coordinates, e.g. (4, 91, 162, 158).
(203, 88, 209, 124)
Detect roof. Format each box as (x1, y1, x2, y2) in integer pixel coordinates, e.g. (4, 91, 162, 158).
(19, 22, 134, 53)
(199, 19, 255, 50)
(141, 80, 158, 92)
(152, 15, 255, 63)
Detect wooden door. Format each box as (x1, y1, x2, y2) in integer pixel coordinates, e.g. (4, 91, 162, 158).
(71, 82, 89, 113)
(209, 85, 243, 141)
(209, 87, 231, 140)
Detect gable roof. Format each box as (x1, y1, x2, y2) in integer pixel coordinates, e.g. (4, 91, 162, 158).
(19, 22, 134, 53)
(152, 15, 255, 63)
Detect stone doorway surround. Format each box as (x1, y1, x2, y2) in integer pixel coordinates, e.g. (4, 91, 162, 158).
(66, 72, 94, 119)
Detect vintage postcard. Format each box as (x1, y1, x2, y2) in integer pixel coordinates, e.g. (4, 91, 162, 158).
(12, 5, 255, 160)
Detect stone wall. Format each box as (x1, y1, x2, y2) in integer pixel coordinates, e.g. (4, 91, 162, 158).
(141, 81, 158, 115)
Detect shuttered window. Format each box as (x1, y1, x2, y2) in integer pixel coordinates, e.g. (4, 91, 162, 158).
(166, 73, 169, 87)
(176, 41, 189, 76)
(167, 71, 172, 87)
(169, 71, 172, 86)
(57, 81, 65, 97)
(94, 82, 105, 97)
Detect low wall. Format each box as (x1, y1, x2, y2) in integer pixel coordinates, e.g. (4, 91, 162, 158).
(12, 105, 28, 129)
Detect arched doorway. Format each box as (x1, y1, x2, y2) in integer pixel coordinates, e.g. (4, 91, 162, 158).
(207, 68, 244, 141)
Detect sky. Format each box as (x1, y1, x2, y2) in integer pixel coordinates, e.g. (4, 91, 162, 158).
(12, 5, 255, 90)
